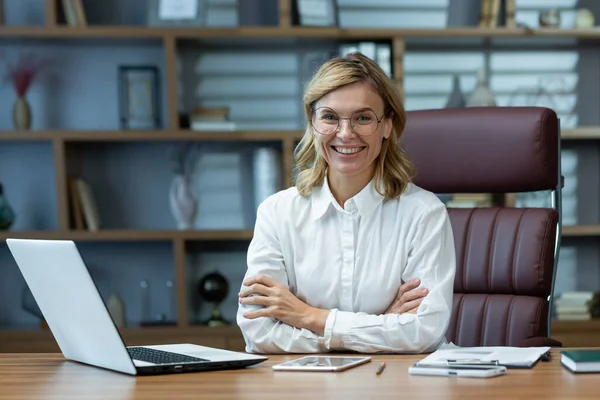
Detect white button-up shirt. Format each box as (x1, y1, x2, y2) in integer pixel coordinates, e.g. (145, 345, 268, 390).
(236, 177, 456, 354)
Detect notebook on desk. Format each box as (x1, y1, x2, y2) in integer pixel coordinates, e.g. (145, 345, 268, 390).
(561, 349, 600, 373)
(416, 345, 551, 369)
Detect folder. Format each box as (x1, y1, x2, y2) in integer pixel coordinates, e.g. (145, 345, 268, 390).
(416, 345, 551, 369)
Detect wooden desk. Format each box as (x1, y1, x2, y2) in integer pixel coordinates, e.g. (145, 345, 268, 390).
(0, 349, 597, 399)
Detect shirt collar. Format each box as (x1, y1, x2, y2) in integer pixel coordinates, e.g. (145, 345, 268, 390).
(311, 175, 385, 221)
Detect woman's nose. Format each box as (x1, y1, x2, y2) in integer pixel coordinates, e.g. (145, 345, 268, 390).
(336, 118, 354, 139)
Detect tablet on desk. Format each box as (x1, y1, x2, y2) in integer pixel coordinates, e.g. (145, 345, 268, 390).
(272, 356, 372, 372)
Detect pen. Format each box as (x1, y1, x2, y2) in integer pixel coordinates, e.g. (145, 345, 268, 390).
(376, 361, 386, 375)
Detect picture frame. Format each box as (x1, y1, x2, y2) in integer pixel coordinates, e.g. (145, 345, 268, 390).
(292, 0, 339, 27)
(118, 66, 162, 130)
(147, 0, 209, 26)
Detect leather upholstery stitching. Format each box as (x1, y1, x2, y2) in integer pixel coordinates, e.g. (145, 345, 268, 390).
(511, 212, 525, 294)
(538, 211, 555, 295)
(453, 294, 465, 345)
(488, 208, 501, 292)
(533, 297, 544, 337)
(505, 296, 516, 345)
(461, 209, 475, 292)
(479, 295, 491, 346)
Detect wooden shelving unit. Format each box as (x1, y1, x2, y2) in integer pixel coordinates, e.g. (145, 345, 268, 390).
(0, 325, 246, 353)
(0, 130, 305, 142)
(562, 127, 600, 140)
(0, 229, 255, 242)
(3, 25, 600, 40)
(1, 0, 599, 351)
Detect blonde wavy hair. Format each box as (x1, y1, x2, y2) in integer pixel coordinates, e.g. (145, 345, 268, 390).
(294, 52, 416, 199)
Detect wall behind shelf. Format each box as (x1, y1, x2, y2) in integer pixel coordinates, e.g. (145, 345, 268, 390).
(0, 41, 169, 131)
(0, 142, 58, 231)
(2, 0, 45, 26)
(69, 140, 282, 230)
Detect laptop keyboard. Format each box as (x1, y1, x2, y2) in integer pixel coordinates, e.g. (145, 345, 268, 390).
(128, 347, 209, 365)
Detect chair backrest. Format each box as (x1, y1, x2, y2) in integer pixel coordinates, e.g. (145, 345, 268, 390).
(401, 106, 561, 347)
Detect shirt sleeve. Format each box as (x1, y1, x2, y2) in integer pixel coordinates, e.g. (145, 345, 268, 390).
(236, 199, 330, 354)
(323, 201, 456, 353)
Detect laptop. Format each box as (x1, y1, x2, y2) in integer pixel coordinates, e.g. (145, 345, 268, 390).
(6, 238, 267, 376)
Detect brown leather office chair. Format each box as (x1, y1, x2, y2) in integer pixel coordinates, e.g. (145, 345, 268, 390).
(401, 106, 563, 347)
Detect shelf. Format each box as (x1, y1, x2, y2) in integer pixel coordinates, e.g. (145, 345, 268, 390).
(562, 127, 600, 140)
(0, 130, 304, 142)
(562, 225, 600, 237)
(0, 229, 254, 242)
(0, 325, 245, 353)
(551, 319, 600, 347)
(2, 26, 600, 40)
(1, 126, 599, 142)
(552, 319, 600, 332)
(2, 126, 599, 142)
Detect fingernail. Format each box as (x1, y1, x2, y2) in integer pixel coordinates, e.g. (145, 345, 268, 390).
(413, 278, 420, 284)
(421, 288, 428, 294)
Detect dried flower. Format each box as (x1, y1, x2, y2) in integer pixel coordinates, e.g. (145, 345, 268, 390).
(2, 53, 50, 97)
(168, 142, 196, 176)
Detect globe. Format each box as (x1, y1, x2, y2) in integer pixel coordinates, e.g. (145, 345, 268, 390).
(197, 272, 229, 326)
(198, 272, 229, 303)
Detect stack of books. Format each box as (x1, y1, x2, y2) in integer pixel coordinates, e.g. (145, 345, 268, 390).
(190, 107, 237, 131)
(445, 193, 493, 208)
(554, 291, 594, 321)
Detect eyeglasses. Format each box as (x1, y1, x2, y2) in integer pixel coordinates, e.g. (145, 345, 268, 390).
(310, 107, 386, 136)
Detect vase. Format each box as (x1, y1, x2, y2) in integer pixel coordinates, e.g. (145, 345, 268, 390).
(445, 74, 466, 108)
(13, 96, 32, 131)
(466, 68, 496, 107)
(169, 174, 197, 230)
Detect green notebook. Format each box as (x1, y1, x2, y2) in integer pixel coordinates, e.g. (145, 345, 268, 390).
(561, 350, 600, 373)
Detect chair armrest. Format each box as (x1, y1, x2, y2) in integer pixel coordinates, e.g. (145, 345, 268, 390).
(519, 337, 563, 347)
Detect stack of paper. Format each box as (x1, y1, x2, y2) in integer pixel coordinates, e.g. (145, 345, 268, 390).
(417, 344, 551, 368)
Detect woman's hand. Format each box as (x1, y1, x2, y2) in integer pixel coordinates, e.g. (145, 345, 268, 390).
(239, 274, 329, 335)
(384, 278, 429, 315)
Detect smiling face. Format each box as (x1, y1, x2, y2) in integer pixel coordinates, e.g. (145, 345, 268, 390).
(312, 81, 392, 186)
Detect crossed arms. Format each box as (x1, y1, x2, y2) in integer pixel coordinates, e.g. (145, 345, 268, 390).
(236, 202, 456, 354)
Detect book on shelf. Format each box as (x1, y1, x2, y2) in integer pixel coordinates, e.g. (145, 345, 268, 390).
(68, 177, 100, 231)
(445, 193, 493, 208)
(479, 0, 502, 28)
(190, 107, 237, 131)
(191, 121, 238, 131)
(554, 291, 595, 321)
(61, 0, 87, 27)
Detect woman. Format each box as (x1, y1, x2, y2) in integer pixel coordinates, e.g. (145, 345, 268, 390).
(236, 53, 456, 354)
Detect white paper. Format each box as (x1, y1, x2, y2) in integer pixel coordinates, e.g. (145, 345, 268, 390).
(417, 345, 551, 368)
(159, 0, 198, 20)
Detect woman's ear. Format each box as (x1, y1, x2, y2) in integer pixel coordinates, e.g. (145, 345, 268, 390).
(382, 118, 393, 140)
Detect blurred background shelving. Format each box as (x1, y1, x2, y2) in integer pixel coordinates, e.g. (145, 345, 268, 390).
(1, 0, 600, 351)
